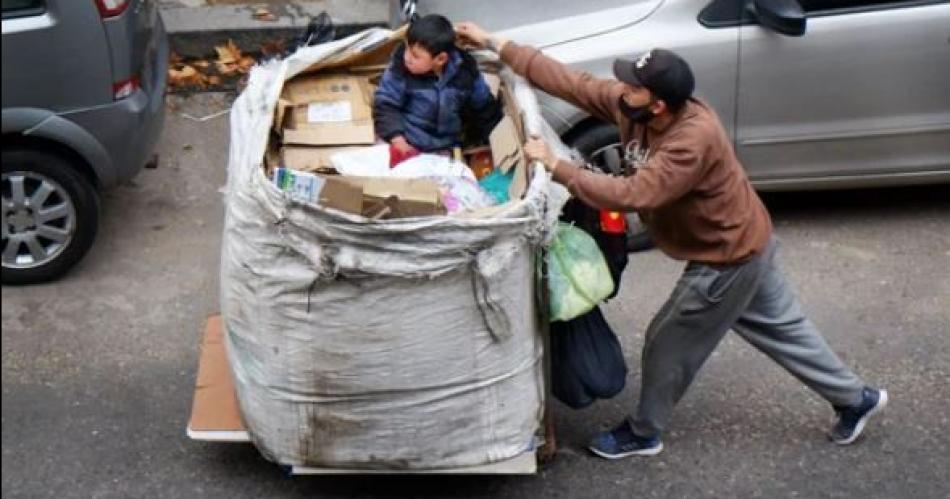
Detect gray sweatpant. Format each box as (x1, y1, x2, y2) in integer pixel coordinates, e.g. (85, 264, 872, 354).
(630, 238, 865, 438)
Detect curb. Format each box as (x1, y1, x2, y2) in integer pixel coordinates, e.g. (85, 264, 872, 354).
(161, 0, 393, 59)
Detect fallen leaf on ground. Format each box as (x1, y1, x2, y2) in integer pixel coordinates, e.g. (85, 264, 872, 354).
(168, 64, 210, 89)
(214, 40, 241, 65)
(168, 65, 197, 84)
(216, 61, 239, 75)
(238, 55, 256, 73)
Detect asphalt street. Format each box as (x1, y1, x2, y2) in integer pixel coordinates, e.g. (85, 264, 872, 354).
(2, 93, 948, 498)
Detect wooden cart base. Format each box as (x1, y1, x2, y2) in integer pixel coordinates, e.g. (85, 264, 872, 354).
(187, 315, 540, 474)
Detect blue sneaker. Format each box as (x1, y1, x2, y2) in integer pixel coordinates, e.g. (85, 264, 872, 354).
(830, 387, 888, 445)
(588, 419, 663, 459)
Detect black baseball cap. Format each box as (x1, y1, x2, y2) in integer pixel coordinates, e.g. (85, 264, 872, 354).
(613, 48, 695, 109)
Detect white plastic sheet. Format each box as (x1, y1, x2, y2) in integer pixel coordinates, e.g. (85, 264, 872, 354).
(220, 27, 570, 469)
(330, 144, 477, 180)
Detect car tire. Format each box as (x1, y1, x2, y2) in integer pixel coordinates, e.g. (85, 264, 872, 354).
(566, 122, 655, 253)
(2, 148, 99, 285)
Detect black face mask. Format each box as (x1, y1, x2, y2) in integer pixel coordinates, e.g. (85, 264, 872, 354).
(619, 97, 655, 124)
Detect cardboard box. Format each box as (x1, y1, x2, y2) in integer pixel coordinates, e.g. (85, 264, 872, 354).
(280, 146, 364, 173)
(319, 176, 365, 215)
(339, 176, 445, 218)
(273, 167, 444, 218)
(273, 167, 364, 215)
(488, 116, 528, 201)
(279, 74, 375, 147)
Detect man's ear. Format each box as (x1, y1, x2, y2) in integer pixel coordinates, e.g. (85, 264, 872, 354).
(651, 99, 667, 116)
(434, 52, 450, 66)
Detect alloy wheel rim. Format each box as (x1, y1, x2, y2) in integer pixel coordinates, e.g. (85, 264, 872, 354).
(2, 171, 76, 269)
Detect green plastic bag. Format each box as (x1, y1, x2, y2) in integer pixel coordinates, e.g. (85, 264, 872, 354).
(547, 222, 616, 322)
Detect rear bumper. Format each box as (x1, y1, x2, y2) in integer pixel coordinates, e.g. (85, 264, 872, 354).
(61, 14, 168, 187)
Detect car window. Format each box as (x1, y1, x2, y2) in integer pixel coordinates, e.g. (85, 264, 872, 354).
(2, 0, 45, 18)
(699, 0, 941, 27)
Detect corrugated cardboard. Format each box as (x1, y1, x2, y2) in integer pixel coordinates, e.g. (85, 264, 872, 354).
(280, 74, 375, 146)
(283, 124, 375, 146)
(489, 116, 528, 200)
(339, 176, 446, 218)
(273, 98, 292, 134)
(498, 86, 525, 145)
(280, 146, 363, 173)
(189, 315, 245, 432)
(272, 170, 443, 218)
(317, 175, 365, 215)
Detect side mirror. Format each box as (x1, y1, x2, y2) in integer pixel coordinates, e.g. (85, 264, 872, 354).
(748, 0, 807, 36)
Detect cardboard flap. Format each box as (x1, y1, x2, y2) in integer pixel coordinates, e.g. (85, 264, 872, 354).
(489, 116, 524, 175)
(282, 124, 375, 147)
(274, 98, 292, 133)
(488, 115, 531, 201)
(338, 176, 445, 218)
(317, 175, 364, 215)
(281, 146, 359, 173)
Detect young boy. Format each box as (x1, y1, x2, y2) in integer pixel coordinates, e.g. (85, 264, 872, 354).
(373, 15, 503, 160)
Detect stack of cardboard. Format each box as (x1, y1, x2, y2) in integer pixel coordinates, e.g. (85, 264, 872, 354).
(273, 74, 376, 174)
(266, 64, 529, 220)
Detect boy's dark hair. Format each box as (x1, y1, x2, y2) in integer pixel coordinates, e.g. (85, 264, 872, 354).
(407, 15, 456, 57)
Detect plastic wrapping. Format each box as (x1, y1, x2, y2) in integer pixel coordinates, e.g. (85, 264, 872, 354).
(220, 27, 570, 469)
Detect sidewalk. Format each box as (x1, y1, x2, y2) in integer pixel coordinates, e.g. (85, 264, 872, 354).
(159, 0, 394, 58)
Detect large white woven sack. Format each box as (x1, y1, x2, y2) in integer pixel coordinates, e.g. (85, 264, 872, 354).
(220, 27, 570, 469)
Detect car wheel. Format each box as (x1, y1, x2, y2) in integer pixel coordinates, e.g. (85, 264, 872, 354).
(566, 122, 655, 253)
(2, 148, 99, 284)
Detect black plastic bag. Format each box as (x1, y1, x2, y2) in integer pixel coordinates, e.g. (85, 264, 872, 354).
(550, 305, 628, 409)
(295, 12, 336, 51)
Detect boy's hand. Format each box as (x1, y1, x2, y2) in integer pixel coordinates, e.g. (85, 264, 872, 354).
(455, 22, 508, 53)
(524, 135, 557, 172)
(391, 136, 417, 154)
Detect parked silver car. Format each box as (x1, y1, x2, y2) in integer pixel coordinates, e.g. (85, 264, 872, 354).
(407, 0, 950, 191)
(2, 0, 168, 284)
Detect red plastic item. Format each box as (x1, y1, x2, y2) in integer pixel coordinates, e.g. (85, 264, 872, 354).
(389, 143, 421, 168)
(600, 210, 627, 234)
(465, 147, 494, 179)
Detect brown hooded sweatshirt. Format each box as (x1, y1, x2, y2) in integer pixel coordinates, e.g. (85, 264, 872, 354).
(501, 42, 773, 265)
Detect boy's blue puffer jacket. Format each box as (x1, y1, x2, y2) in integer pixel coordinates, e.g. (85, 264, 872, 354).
(373, 44, 503, 152)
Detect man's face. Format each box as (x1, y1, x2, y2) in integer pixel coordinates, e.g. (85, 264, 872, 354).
(403, 43, 448, 75)
(621, 84, 653, 108)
